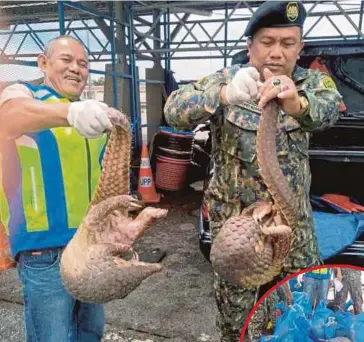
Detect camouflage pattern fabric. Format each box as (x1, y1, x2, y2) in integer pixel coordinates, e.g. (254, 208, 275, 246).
(164, 63, 342, 341)
(334, 269, 363, 314)
(248, 290, 280, 341)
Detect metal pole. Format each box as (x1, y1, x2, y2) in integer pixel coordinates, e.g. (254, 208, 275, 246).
(167, 8, 171, 72)
(359, 0, 364, 37)
(127, 3, 141, 155)
(164, 8, 171, 95)
(165, 9, 171, 72)
(58, 1, 65, 35)
(115, 1, 127, 64)
(109, 3, 118, 108)
(224, 3, 228, 67)
(153, 10, 162, 66)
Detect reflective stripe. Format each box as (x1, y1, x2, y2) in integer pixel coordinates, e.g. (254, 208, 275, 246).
(44, 97, 69, 104)
(311, 268, 328, 274)
(17, 144, 48, 231)
(52, 127, 89, 228)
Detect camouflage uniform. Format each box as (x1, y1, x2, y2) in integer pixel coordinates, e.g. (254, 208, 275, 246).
(334, 268, 363, 314)
(164, 63, 342, 341)
(276, 285, 287, 303)
(248, 290, 280, 341)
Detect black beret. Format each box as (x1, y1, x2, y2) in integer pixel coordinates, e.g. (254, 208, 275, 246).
(244, 1, 307, 37)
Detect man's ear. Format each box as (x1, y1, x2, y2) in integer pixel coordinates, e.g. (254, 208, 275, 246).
(37, 53, 47, 72)
(299, 40, 304, 55)
(247, 38, 252, 57)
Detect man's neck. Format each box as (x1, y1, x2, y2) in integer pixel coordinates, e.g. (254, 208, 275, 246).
(43, 81, 79, 101)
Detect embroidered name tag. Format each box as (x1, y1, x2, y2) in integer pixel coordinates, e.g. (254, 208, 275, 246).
(238, 100, 261, 114)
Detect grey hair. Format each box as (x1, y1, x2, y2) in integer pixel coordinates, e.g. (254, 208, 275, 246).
(44, 35, 88, 57)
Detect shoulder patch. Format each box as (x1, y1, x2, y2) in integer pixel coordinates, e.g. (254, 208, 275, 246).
(322, 76, 337, 89)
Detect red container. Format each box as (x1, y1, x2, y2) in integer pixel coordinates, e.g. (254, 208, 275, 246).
(156, 155, 190, 191)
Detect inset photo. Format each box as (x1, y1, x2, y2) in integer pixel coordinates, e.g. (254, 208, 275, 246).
(240, 265, 364, 342)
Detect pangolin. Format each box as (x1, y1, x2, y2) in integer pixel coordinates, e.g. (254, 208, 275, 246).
(60, 108, 168, 303)
(210, 100, 297, 288)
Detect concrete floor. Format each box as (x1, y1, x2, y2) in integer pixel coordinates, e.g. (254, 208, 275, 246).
(0, 191, 220, 342)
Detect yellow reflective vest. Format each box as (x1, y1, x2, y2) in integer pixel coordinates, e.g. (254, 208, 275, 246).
(0, 83, 106, 258)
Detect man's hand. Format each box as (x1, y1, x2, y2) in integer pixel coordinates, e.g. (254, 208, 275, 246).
(296, 273, 303, 288)
(67, 100, 113, 138)
(221, 66, 260, 105)
(257, 68, 302, 116)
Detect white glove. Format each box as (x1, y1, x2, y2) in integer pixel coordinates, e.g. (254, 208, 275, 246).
(67, 100, 112, 138)
(296, 273, 303, 287)
(225, 66, 260, 105)
(334, 279, 343, 292)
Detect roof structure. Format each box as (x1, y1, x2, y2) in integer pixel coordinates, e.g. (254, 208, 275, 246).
(1, 1, 364, 65)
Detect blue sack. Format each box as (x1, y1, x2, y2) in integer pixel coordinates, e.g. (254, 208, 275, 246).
(274, 304, 307, 337)
(349, 313, 364, 342)
(256, 335, 281, 342)
(274, 301, 287, 315)
(344, 299, 353, 312)
(324, 316, 337, 339)
(289, 277, 304, 293)
(276, 315, 312, 342)
(293, 291, 312, 318)
(311, 300, 335, 339)
(335, 310, 353, 338)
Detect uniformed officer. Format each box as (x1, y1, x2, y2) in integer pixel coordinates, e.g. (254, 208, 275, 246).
(334, 268, 363, 314)
(164, 1, 343, 341)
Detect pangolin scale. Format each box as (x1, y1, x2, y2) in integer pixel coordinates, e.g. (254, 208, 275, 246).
(60, 108, 167, 303)
(210, 100, 297, 288)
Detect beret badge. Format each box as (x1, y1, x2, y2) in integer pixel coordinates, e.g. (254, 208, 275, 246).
(286, 2, 299, 22)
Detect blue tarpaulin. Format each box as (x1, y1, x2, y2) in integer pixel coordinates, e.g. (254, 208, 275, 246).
(313, 211, 364, 260)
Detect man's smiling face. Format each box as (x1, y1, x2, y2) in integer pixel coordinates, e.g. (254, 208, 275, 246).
(38, 37, 89, 100)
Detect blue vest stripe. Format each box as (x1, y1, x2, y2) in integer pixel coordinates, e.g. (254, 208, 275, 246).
(39, 93, 55, 101)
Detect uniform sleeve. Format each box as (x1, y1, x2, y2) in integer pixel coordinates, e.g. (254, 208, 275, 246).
(164, 67, 231, 131)
(294, 73, 343, 132)
(0, 84, 33, 109)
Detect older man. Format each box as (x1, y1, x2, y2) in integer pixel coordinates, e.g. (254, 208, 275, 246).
(0, 35, 121, 342)
(164, 1, 343, 341)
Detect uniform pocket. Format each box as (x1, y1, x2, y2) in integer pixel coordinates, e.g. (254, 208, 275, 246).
(277, 115, 309, 159)
(19, 249, 61, 271)
(221, 106, 260, 163)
